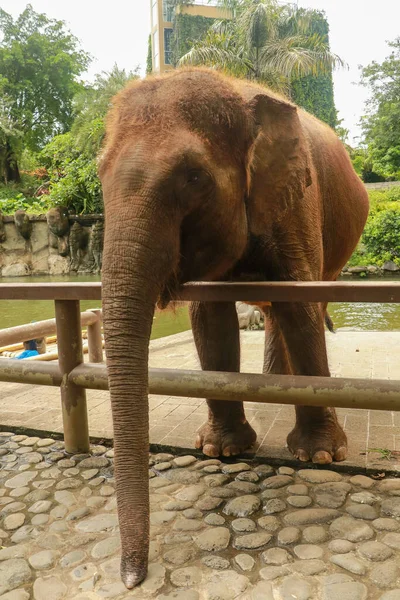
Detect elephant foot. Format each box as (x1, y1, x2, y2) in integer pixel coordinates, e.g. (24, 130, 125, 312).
(287, 411, 347, 464)
(195, 419, 257, 457)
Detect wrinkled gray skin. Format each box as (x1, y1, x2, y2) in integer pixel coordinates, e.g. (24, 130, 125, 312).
(69, 222, 89, 271)
(0, 211, 5, 243)
(14, 210, 32, 240)
(46, 206, 70, 257)
(90, 221, 104, 272)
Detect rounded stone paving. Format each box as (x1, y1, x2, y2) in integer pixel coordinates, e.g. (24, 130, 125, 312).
(2, 433, 400, 598)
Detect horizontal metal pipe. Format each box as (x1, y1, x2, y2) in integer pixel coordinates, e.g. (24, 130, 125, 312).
(177, 281, 400, 303)
(1, 281, 400, 303)
(0, 283, 102, 301)
(69, 364, 400, 412)
(0, 358, 62, 386)
(0, 310, 102, 347)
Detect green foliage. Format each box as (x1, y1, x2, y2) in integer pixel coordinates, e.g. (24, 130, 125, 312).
(363, 204, 400, 261)
(147, 35, 153, 75)
(71, 65, 139, 156)
(39, 132, 102, 215)
(172, 14, 216, 66)
(348, 187, 400, 266)
(286, 9, 337, 126)
(0, 183, 51, 214)
(37, 66, 138, 215)
(178, 0, 344, 99)
(368, 186, 400, 204)
(347, 146, 386, 183)
(0, 4, 90, 182)
(360, 38, 400, 180)
(291, 72, 336, 126)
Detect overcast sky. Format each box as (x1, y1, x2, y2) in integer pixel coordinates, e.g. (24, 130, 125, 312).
(1, 0, 399, 144)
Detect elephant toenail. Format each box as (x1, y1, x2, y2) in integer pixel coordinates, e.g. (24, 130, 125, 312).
(312, 450, 333, 464)
(334, 446, 347, 461)
(297, 449, 310, 462)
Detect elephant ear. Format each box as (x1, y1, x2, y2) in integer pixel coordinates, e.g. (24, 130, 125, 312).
(246, 92, 312, 235)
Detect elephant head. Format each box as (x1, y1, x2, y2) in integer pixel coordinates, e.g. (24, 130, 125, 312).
(99, 68, 311, 588)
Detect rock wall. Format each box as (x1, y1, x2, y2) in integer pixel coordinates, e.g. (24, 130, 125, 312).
(0, 212, 104, 277)
(364, 181, 400, 191)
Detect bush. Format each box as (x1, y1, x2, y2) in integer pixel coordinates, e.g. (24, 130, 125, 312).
(0, 186, 51, 214)
(346, 186, 400, 265)
(363, 203, 400, 262)
(39, 132, 103, 215)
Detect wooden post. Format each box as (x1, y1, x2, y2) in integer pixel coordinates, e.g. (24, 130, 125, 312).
(87, 309, 103, 363)
(55, 299, 90, 454)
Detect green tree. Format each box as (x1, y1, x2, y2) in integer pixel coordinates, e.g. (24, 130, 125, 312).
(39, 66, 139, 214)
(0, 4, 90, 182)
(0, 94, 23, 183)
(179, 0, 344, 97)
(360, 38, 400, 180)
(288, 9, 337, 127)
(71, 64, 139, 156)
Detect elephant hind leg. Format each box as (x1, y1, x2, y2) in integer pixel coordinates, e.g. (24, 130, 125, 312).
(262, 306, 292, 376)
(274, 301, 347, 464)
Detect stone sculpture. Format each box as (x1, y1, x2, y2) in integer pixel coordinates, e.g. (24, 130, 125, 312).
(69, 222, 89, 271)
(236, 302, 263, 330)
(0, 211, 5, 243)
(14, 210, 32, 240)
(90, 220, 104, 272)
(46, 206, 70, 257)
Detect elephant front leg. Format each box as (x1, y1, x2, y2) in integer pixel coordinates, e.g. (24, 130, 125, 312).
(274, 302, 347, 464)
(190, 301, 257, 457)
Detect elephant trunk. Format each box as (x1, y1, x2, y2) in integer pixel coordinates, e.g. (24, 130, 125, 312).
(102, 200, 177, 588)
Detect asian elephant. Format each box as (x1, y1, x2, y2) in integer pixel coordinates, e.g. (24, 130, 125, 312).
(98, 68, 369, 588)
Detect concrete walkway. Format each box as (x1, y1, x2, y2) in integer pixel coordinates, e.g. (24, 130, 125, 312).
(1, 436, 400, 599)
(1, 331, 400, 472)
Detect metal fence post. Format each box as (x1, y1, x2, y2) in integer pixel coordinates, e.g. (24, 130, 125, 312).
(87, 309, 103, 363)
(55, 299, 90, 454)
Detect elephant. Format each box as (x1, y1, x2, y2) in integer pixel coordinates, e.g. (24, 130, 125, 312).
(98, 68, 369, 588)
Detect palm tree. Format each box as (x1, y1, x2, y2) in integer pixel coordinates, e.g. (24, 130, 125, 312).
(179, 0, 345, 95)
(71, 64, 140, 156)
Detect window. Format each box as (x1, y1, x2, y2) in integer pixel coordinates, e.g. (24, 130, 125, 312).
(153, 30, 160, 70)
(151, 0, 158, 27)
(164, 28, 173, 65)
(163, 0, 174, 22)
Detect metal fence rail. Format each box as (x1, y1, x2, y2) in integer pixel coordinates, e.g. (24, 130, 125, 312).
(0, 281, 399, 454)
(1, 281, 400, 302)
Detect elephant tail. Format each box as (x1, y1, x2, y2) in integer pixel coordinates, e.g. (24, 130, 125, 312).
(325, 312, 336, 333)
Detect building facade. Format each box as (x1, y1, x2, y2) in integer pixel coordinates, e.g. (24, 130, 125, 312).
(150, 0, 229, 74)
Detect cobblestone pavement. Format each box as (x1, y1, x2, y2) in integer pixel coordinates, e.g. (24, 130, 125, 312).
(2, 331, 400, 471)
(3, 434, 400, 598)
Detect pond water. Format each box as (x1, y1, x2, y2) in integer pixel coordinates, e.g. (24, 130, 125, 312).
(0, 275, 190, 340)
(0, 274, 400, 336)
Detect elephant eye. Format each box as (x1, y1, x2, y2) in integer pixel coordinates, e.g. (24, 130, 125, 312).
(187, 169, 202, 185)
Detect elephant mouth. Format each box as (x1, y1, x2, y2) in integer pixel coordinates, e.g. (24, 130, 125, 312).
(157, 271, 182, 310)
